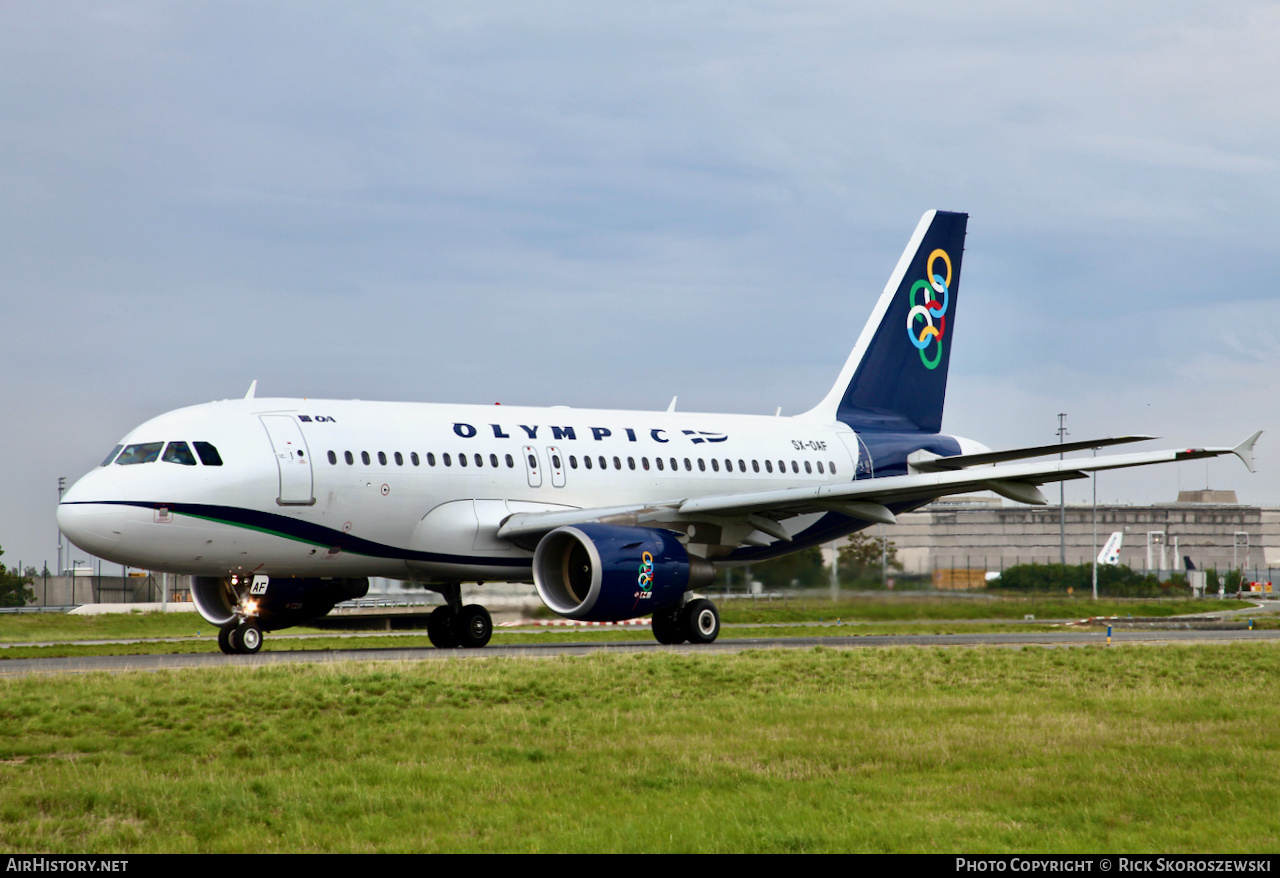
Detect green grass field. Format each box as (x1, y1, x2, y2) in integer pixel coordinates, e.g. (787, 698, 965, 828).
(1, 644, 1278, 852)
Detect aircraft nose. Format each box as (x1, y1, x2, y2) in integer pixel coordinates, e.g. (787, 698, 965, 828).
(57, 502, 124, 557)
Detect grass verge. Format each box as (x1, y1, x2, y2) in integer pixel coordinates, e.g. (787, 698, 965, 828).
(1, 644, 1277, 852)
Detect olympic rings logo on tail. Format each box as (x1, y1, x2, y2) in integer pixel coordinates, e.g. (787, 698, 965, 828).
(905, 248, 951, 370)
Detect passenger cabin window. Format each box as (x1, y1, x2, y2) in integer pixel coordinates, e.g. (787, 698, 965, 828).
(395, 452, 403, 466)
(328, 451, 337, 465)
(116, 442, 164, 465)
(411, 452, 420, 466)
(162, 442, 197, 466)
(361, 451, 371, 465)
(345, 451, 354, 465)
(377, 452, 387, 466)
(100, 445, 123, 466)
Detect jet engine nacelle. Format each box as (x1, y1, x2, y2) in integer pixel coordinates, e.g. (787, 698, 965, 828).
(191, 575, 369, 631)
(532, 523, 715, 622)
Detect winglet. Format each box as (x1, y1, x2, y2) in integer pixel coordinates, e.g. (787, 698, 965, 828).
(1233, 430, 1263, 473)
(245, 380, 257, 400)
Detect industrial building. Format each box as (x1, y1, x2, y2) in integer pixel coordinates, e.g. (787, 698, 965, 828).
(876, 490, 1280, 578)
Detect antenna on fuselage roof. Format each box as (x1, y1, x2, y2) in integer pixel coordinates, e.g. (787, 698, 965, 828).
(775, 407, 782, 417)
(244, 380, 257, 400)
(667, 396, 677, 412)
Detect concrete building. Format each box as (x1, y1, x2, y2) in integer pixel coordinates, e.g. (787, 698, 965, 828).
(870, 491, 1280, 578)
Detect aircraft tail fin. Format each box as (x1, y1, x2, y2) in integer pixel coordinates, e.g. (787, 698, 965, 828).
(802, 210, 968, 433)
(1098, 532, 1124, 566)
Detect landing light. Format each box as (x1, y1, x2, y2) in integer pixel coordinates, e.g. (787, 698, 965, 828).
(241, 599, 259, 617)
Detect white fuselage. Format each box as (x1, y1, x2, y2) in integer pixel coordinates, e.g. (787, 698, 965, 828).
(59, 397, 936, 583)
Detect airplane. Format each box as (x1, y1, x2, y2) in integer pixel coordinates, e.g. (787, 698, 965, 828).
(1097, 531, 1124, 566)
(56, 210, 1262, 654)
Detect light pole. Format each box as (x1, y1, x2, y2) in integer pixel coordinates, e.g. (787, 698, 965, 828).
(1057, 414, 1068, 566)
(57, 476, 66, 576)
(1092, 446, 1098, 601)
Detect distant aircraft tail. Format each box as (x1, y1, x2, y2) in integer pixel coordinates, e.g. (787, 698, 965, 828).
(802, 210, 968, 433)
(1098, 532, 1124, 566)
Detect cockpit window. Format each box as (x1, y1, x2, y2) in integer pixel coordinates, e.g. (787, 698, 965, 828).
(193, 442, 223, 466)
(162, 442, 197, 466)
(115, 442, 164, 465)
(100, 445, 123, 466)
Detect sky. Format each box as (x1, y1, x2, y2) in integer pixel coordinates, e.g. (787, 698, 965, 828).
(2, 2, 1278, 572)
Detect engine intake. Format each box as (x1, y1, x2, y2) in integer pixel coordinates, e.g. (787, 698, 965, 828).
(533, 524, 714, 622)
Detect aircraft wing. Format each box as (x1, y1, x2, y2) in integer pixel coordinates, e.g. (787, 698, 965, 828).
(496, 432, 1261, 546)
(907, 435, 1156, 471)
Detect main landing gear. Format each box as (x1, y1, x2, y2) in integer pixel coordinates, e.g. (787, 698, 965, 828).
(426, 583, 493, 649)
(651, 598, 720, 645)
(217, 620, 264, 655)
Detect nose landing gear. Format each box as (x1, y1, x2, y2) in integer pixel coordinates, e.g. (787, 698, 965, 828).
(217, 620, 264, 655)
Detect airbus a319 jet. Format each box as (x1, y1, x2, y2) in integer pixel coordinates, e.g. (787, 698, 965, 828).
(57, 211, 1261, 654)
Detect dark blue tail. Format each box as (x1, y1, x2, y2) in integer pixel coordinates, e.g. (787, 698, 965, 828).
(803, 210, 968, 433)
